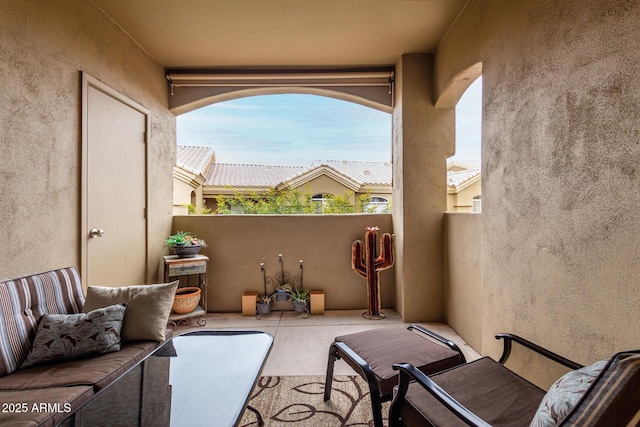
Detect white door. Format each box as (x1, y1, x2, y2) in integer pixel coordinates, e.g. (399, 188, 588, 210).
(82, 74, 148, 287)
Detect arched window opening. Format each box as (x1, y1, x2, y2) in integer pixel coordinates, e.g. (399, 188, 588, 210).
(175, 93, 392, 215)
(363, 196, 389, 213)
(452, 77, 482, 163)
(446, 75, 482, 213)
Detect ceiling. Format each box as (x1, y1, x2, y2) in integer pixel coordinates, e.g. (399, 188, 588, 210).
(91, 0, 467, 69)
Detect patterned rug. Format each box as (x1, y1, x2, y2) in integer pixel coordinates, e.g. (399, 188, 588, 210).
(239, 375, 389, 427)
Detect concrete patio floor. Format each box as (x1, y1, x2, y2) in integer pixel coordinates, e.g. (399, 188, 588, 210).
(175, 310, 481, 376)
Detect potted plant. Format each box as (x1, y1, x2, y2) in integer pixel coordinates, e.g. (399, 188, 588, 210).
(290, 288, 310, 313)
(164, 231, 207, 258)
(256, 295, 272, 314)
(274, 283, 292, 301)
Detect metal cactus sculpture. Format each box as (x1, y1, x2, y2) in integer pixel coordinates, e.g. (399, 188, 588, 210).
(352, 226, 395, 319)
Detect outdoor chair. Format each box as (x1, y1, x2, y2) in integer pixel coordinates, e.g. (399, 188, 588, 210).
(389, 334, 640, 427)
(324, 325, 467, 427)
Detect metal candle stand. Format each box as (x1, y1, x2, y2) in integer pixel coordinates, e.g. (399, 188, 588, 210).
(256, 254, 308, 319)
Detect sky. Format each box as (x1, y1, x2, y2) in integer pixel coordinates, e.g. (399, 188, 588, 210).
(177, 77, 482, 166)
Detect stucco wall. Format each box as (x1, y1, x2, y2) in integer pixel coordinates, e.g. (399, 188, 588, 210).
(0, 0, 175, 280)
(392, 54, 455, 322)
(438, 0, 640, 386)
(444, 213, 482, 352)
(172, 215, 395, 312)
(173, 179, 198, 215)
(448, 179, 482, 212)
(303, 174, 357, 205)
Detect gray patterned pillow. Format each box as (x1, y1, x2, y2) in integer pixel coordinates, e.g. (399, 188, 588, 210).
(21, 303, 127, 368)
(529, 359, 608, 427)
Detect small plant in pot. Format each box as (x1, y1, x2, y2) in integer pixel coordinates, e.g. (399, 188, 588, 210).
(274, 283, 292, 301)
(164, 231, 207, 258)
(256, 295, 272, 314)
(290, 288, 310, 313)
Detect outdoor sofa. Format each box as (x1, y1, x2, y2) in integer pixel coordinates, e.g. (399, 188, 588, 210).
(0, 266, 178, 426)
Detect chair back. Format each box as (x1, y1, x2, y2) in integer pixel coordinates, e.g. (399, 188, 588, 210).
(560, 350, 640, 426)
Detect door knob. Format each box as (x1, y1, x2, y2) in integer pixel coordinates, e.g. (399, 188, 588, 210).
(89, 228, 105, 238)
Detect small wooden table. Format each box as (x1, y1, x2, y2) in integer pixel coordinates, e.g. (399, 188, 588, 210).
(163, 255, 208, 327)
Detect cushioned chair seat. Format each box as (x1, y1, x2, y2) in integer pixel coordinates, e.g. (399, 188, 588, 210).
(0, 341, 158, 392)
(399, 357, 546, 427)
(335, 327, 464, 397)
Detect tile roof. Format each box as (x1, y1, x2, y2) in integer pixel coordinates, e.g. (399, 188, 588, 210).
(176, 145, 215, 175)
(448, 159, 481, 170)
(204, 160, 393, 188)
(202, 158, 480, 189)
(312, 160, 392, 185)
(205, 163, 305, 187)
(447, 167, 481, 187)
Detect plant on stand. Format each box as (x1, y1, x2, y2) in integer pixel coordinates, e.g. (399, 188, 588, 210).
(164, 231, 207, 258)
(290, 288, 310, 313)
(274, 283, 292, 301)
(256, 295, 272, 314)
(257, 263, 273, 314)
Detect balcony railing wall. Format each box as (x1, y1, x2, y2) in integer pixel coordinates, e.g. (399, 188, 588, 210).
(444, 212, 482, 352)
(171, 214, 395, 313)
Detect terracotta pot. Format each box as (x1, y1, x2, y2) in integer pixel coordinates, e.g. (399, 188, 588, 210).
(172, 287, 201, 314)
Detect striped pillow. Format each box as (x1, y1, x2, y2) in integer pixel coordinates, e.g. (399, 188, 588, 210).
(0, 267, 85, 377)
(529, 360, 607, 427)
(558, 351, 640, 427)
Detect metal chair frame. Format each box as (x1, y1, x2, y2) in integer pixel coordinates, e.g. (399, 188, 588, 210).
(324, 325, 466, 427)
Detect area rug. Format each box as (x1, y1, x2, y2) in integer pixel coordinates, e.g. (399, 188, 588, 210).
(238, 375, 389, 427)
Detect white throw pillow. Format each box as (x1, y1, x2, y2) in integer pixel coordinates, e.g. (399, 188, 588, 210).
(529, 359, 608, 427)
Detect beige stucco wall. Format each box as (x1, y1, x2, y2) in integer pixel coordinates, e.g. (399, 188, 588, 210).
(392, 54, 455, 322)
(0, 0, 175, 280)
(172, 215, 395, 312)
(301, 175, 357, 205)
(447, 179, 481, 212)
(173, 177, 204, 215)
(444, 213, 482, 352)
(438, 0, 640, 387)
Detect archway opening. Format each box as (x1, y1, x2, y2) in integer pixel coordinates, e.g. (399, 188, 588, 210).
(177, 93, 391, 165)
(446, 76, 482, 212)
(176, 93, 392, 214)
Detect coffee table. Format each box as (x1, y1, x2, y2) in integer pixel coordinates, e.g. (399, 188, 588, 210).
(59, 330, 273, 426)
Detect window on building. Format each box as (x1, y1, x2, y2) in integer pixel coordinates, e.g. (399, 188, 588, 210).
(312, 193, 332, 213)
(472, 195, 482, 213)
(363, 196, 389, 213)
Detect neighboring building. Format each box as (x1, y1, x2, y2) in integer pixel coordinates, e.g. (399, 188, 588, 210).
(173, 146, 215, 215)
(204, 159, 393, 213)
(447, 161, 482, 212)
(174, 146, 480, 214)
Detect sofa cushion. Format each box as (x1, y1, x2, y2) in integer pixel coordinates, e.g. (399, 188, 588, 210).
(0, 385, 93, 427)
(0, 267, 85, 378)
(21, 303, 127, 369)
(82, 281, 178, 342)
(0, 341, 158, 392)
(529, 359, 608, 427)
